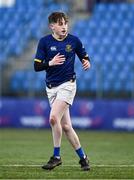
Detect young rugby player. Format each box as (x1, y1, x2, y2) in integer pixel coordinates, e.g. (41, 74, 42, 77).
(34, 12, 91, 171)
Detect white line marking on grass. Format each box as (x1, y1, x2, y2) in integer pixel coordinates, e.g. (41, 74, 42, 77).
(0, 164, 134, 167)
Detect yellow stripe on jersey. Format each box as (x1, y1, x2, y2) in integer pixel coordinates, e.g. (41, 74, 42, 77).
(34, 59, 42, 63)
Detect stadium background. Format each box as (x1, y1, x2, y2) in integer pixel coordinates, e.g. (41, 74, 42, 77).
(0, 0, 134, 179)
(0, 0, 134, 131)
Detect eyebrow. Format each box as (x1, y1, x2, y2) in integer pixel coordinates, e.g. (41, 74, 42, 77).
(57, 19, 68, 25)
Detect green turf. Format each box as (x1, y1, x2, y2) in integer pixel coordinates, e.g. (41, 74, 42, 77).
(0, 129, 134, 179)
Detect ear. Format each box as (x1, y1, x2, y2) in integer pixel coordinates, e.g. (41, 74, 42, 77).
(49, 24, 55, 30)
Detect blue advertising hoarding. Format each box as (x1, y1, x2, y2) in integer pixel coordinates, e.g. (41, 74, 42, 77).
(0, 98, 134, 131)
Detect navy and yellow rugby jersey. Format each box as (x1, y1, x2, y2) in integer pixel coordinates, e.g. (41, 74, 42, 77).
(34, 33, 88, 88)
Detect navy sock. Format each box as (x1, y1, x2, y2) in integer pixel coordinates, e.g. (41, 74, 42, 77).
(53, 147, 60, 157)
(76, 147, 86, 159)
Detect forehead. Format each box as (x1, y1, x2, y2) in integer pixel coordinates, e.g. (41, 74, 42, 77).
(54, 18, 68, 25)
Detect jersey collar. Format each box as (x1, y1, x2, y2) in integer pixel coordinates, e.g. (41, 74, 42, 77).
(52, 33, 68, 41)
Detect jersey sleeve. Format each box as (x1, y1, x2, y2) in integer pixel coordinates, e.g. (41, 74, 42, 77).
(34, 38, 46, 63)
(75, 37, 89, 62)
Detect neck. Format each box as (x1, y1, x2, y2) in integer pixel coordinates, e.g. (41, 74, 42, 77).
(52, 33, 68, 41)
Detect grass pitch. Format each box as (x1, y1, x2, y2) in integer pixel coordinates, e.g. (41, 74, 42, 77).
(0, 129, 134, 179)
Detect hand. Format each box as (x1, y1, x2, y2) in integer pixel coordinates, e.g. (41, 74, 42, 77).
(82, 59, 91, 70)
(49, 53, 65, 66)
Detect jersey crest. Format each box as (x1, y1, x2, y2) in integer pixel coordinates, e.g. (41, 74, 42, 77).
(65, 44, 72, 52)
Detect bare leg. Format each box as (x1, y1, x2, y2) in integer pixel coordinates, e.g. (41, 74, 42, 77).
(43, 102, 90, 171)
(61, 108, 81, 150)
(49, 99, 69, 147)
(42, 100, 68, 170)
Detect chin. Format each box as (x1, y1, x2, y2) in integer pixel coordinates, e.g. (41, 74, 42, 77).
(62, 32, 67, 37)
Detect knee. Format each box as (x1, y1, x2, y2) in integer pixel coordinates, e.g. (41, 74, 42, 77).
(49, 114, 58, 126)
(62, 123, 71, 133)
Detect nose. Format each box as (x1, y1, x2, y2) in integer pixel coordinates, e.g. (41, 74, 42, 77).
(62, 23, 67, 28)
(62, 25, 66, 29)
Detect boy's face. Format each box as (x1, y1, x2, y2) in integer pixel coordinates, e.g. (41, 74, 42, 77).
(49, 18, 68, 38)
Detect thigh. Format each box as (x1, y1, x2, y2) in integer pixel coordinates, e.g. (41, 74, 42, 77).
(50, 99, 69, 120)
(61, 108, 72, 127)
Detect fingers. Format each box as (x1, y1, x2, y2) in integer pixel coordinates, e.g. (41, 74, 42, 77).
(55, 53, 65, 58)
(56, 60, 65, 65)
(51, 53, 65, 65)
(55, 53, 60, 56)
(55, 55, 65, 64)
(54, 53, 65, 62)
(82, 59, 91, 70)
(83, 64, 90, 70)
(58, 55, 65, 58)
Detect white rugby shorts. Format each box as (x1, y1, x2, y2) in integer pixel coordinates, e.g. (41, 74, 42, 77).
(46, 80, 76, 106)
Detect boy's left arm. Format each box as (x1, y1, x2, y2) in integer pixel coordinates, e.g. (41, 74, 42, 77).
(82, 55, 91, 71)
(75, 38, 91, 71)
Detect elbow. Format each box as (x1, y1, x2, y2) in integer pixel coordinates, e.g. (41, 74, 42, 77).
(34, 67, 40, 72)
(34, 63, 39, 72)
(34, 68, 39, 72)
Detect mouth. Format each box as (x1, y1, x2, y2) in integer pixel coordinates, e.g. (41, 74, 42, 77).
(61, 30, 66, 34)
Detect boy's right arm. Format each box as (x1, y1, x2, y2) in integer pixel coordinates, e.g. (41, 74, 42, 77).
(34, 39, 65, 72)
(34, 54, 65, 72)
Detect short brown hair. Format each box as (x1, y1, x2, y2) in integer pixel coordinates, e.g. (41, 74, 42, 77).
(48, 12, 68, 24)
